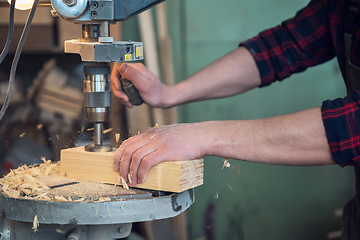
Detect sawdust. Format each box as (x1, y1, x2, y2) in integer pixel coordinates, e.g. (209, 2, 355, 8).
(32, 215, 39, 233)
(115, 133, 120, 143)
(221, 158, 231, 170)
(97, 197, 111, 202)
(0, 160, 58, 200)
(103, 128, 113, 134)
(0, 160, 133, 202)
(115, 176, 129, 189)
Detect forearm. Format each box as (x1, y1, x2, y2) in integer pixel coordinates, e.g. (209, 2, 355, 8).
(205, 107, 335, 166)
(162, 47, 262, 107)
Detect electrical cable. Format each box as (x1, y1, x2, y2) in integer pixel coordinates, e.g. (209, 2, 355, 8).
(0, 0, 15, 64)
(0, 0, 40, 122)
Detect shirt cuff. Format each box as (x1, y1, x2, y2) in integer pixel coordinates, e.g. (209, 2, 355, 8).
(322, 93, 360, 167)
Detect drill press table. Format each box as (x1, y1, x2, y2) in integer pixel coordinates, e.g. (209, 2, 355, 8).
(0, 175, 194, 239)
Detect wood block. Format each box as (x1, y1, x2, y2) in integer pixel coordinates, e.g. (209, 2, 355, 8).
(60, 147, 204, 192)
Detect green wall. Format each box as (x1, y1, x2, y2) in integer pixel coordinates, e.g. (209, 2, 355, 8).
(124, 0, 355, 239)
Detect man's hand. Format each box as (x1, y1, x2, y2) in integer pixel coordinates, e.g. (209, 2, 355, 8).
(113, 123, 208, 187)
(113, 108, 336, 187)
(111, 63, 171, 108)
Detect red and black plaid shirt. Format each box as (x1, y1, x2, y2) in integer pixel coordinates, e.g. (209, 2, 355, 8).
(241, 0, 360, 167)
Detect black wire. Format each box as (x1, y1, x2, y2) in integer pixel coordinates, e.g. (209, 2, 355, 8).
(0, 0, 40, 122)
(0, 0, 15, 64)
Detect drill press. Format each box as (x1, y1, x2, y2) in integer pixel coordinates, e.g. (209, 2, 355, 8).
(51, 0, 158, 151)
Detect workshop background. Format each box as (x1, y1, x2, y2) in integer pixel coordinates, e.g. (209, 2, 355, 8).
(0, 0, 353, 239)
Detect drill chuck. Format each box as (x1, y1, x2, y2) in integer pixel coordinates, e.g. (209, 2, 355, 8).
(83, 63, 112, 152)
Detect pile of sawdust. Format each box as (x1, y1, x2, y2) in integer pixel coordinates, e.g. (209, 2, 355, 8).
(0, 159, 59, 201)
(0, 159, 131, 203)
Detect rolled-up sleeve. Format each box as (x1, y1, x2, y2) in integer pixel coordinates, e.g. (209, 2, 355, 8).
(240, 0, 335, 87)
(322, 91, 360, 166)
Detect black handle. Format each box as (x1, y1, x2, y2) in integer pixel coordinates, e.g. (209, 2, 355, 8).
(121, 77, 144, 106)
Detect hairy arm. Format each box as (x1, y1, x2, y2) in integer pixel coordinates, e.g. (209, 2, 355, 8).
(111, 47, 261, 108)
(114, 106, 335, 187)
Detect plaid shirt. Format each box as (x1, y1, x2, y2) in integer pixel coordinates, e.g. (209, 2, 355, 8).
(241, 0, 360, 167)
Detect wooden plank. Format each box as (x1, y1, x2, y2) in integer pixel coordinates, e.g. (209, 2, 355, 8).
(60, 146, 203, 192)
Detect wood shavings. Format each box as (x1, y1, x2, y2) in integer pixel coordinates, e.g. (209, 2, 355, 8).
(54, 196, 68, 202)
(0, 160, 59, 200)
(121, 176, 129, 189)
(221, 158, 231, 170)
(97, 197, 111, 202)
(37, 124, 43, 130)
(127, 173, 132, 186)
(87, 127, 94, 132)
(73, 197, 85, 202)
(32, 215, 39, 232)
(56, 229, 67, 234)
(19, 132, 26, 137)
(120, 204, 126, 216)
(114, 175, 129, 189)
(115, 133, 120, 143)
(103, 128, 113, 134)
(154, 123, 161, 128)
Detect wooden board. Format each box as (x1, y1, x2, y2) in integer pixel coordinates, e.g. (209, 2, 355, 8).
(60, 147, 203, 192)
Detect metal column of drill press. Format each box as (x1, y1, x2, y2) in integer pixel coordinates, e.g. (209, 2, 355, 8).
(83, 63, 112, 152)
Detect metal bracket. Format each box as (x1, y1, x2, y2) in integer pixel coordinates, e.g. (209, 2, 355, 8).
(65, 40, 144, 62)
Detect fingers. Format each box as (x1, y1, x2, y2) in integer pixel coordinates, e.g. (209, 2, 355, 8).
(136, 150, 168, 184)
(110, 63, 121, 90)
(111, 63, 132, 107)
(111, 62, 151, 108)
(113, 130, 155, 185)
(113, 133, 145, 172)
(128, 144, 157, 186)
(113, 128, 166, 187)
(119, 63, 146, 89)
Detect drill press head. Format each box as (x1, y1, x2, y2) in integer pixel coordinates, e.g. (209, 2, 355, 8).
(50, 0, 162, 152)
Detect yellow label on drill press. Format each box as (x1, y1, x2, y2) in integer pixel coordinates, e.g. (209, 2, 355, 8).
(136, 46, 143, 58)
(125, 54, 132, 61)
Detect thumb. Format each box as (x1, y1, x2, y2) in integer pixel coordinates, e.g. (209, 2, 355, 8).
(119, 63, 144, 88)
